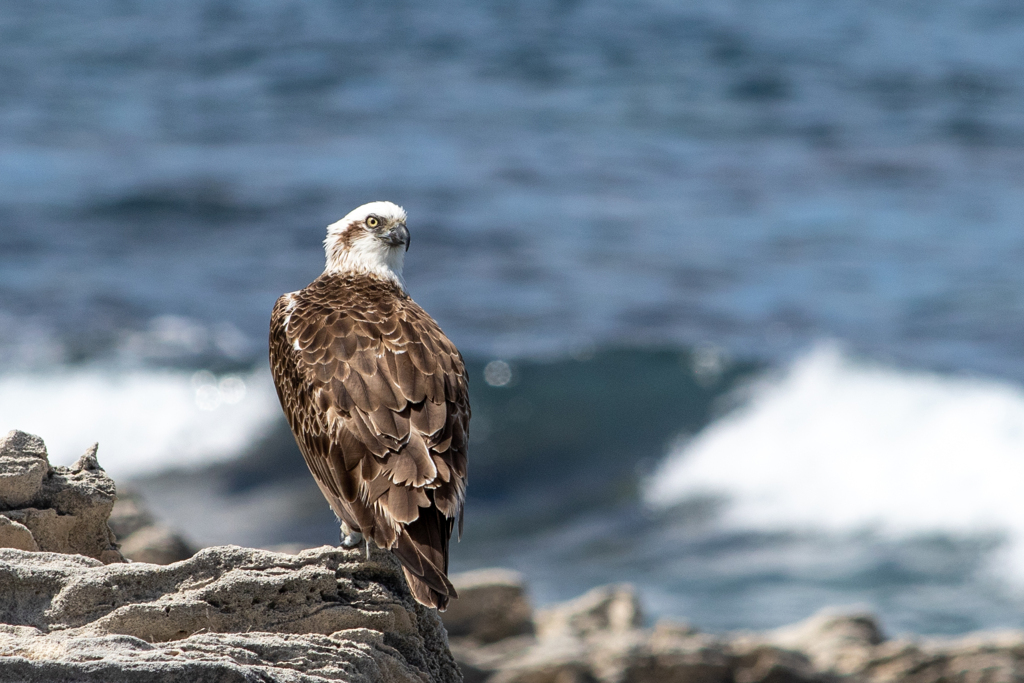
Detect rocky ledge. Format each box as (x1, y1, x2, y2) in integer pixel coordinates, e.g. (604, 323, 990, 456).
(0, 545, 459, 683)
(0, 431, 459, 683)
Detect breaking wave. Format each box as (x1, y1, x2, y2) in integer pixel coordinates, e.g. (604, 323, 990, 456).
(646, 343, 1024, 575)
(0, 366, 282, 479)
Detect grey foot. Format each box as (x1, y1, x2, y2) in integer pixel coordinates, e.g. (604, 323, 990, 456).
(341, 522, 372, 559)
(340, 531, 363, 548)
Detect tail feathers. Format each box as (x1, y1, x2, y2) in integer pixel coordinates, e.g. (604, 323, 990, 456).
(332, 491, 458, 610)
(392, 504, 458, 611)
(401, 563, 458, 611)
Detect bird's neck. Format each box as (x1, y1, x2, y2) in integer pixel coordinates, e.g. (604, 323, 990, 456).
(324, 238, 406, 290)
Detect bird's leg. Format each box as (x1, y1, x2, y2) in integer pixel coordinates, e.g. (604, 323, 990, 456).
(340, 531, 363, 548)
(340, 521, 363, 549)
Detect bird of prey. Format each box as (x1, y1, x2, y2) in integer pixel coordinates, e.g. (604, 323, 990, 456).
(269, 201, 469, 610)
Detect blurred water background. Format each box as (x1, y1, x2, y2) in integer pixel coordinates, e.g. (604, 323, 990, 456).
(5, 0, 1024, 635)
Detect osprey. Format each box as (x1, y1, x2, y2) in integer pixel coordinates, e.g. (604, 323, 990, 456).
(269, 201, 469, 610)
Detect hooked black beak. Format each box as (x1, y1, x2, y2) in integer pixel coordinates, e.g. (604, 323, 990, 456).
(387, 223, 410, 251)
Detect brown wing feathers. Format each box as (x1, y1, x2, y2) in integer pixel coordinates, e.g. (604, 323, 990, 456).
(269, 274, 469, 610)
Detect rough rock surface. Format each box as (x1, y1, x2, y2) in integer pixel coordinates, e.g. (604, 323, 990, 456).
(451, 582, 1024, 683)
(767, 608, 885, 674)
(0, 430, 49, 508)
(0, 430, 123, 564)
(534, 584, 643, 640)
(0, 544, 462, 682)
(0, 430, 462, 682)
(443, 569, 534, 644)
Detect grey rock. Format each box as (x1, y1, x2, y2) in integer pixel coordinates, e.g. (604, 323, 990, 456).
(836, 630, 1024, 683)
(0, 432, 123, 563)
(457, 582, 730, 683)
(0, 544, 462, 683)
(597, 633, 735, 683)
(110, 486, 197, 565)
(118, 524, 196, 565)
(535, 584, 643, 640)
(470, 618, 735, 683)
(445, 572, 1024, 683)
(649, 619, 698, 640)
(71, 442, 103, 473)
(0, 514, 38, 552)
(0, 430, 49, 508)
(742, 609, 1024, 683)
(769, 608, 885, 675)
(444, 569, 534, 644)
(449, 583, 840, 683)
(451, 636, 535, 683)
(450, 635, 536, 674)
(730, 643, 823, 683)
(107, 487, 156, 540)
(486, 635, 595, 683)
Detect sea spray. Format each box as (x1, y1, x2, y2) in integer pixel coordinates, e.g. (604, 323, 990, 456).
(646, 343, 1024, 579)
(0, 366, 281, 478)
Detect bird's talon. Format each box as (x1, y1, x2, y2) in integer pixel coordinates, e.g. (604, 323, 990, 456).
(341, 531, 363, 549)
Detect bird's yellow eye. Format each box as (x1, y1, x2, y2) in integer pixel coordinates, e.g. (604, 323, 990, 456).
(366, 216, 380, 228)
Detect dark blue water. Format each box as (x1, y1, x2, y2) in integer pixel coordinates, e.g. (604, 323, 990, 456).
(5, 0, 1024, 635)
(4, 0, 1024, 374)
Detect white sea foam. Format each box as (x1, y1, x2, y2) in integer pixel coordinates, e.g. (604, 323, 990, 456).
(646, 343, 1024, 573)
(0, 366, 281, 479)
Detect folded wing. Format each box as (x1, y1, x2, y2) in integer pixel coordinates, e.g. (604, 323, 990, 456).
(269, 275, 469, 610)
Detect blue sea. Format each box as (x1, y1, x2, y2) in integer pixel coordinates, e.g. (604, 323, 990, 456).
(4, 0, 1024, 635)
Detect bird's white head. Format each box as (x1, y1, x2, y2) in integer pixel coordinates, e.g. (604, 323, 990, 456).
(323, 201, 410, 287)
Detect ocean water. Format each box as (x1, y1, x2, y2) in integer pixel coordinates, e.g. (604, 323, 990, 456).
(4, 0, 1024, 634)
(430, 345, 1024, 635)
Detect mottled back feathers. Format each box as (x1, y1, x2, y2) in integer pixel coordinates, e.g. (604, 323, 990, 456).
(269, 273, 469, 609)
